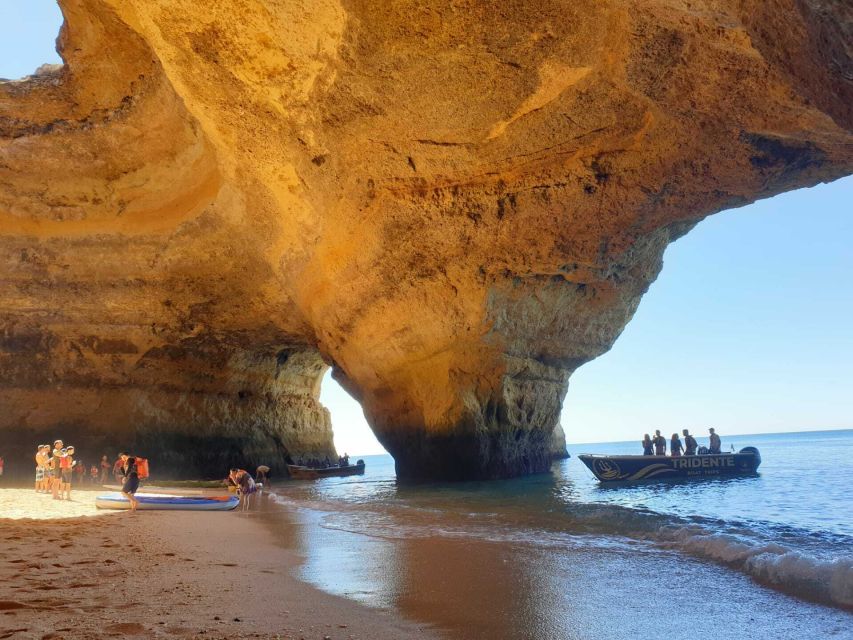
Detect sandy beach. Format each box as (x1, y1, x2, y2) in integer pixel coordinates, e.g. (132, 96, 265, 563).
(0, 487, 441, 640)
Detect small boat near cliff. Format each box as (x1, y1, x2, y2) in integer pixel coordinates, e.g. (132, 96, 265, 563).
(578, 447, 761, 482)
(287, 460, 366, 480)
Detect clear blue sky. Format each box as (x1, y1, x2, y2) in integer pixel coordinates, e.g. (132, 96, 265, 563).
(3, 2, 850, 454)
(0, 1, 63, 79)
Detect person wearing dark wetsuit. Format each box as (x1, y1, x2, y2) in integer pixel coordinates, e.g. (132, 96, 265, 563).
(682, 429, 698, 456)
(642, 434, 654, 456)
(119, 453, 140, 511)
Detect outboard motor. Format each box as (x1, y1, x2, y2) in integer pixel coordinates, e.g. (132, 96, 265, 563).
(738, 446, 762, 470)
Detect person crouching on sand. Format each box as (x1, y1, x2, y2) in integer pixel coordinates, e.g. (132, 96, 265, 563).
(229, 468, 257, 511)
(119, 453, 140, 512)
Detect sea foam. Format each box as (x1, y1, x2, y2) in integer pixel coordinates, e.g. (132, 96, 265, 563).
(658, 526, 853, 608)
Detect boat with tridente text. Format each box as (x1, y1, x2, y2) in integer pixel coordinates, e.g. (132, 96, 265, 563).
(578, 447, 761, 482)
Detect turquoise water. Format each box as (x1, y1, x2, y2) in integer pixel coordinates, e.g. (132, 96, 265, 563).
(271, 430, 853, 638)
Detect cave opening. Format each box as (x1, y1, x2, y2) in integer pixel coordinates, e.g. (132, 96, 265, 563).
(319, 369, 388, 458)
(0, 1, 63, 81)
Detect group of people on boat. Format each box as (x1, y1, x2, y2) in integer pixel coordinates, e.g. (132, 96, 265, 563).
(642, 428, 721, 456)
(293, 453, 350, 469)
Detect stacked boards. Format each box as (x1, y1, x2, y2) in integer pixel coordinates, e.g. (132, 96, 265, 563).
(96, 492, 239, 511)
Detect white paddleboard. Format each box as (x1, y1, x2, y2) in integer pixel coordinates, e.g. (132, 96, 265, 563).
(95, 492, 239, 511)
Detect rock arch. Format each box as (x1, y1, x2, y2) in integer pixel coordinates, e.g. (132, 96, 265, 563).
(1, 0, 850, 479)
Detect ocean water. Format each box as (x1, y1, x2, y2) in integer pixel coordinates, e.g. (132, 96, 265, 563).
(270, 430, 853, 638)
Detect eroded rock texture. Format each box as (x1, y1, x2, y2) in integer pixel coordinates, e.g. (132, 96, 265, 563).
(1, 0, 851, 479)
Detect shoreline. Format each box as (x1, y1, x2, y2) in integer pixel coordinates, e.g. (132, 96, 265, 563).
(0, 487, 441, 640)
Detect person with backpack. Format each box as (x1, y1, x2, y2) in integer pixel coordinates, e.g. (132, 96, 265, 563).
(119, 453, 140, 512)
(682, 429, 698, 456)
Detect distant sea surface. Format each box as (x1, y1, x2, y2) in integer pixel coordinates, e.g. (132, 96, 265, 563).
(270, 430, 853, 639)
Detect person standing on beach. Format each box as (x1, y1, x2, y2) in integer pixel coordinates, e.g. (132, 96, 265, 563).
(653, 430, 667, 456)
(119, 453, 140, 512)
(682, 429, 698, 456)
(100, 455, 111, 485)
(75, 456, 86, 487)
(60, 446, 75, 500)
(708, 428, 722, 454)
(113, 456, 124, 485)
(35, 445, 49, 493)
(51, 440, 64, 500)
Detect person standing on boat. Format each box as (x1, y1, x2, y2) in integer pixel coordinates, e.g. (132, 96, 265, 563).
(708, 428, 721, 454)
(642, 434, 654, 456)
(653, 430, 667, 456)
(670, 433, 683, 456)
(682, 429, 698, 455)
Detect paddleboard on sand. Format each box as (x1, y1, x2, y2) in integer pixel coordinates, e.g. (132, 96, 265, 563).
(96, 492, 239, 511)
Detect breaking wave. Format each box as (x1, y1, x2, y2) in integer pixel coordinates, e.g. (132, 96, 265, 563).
(269, 491, 853, 610)
(654, 526, 853, 609)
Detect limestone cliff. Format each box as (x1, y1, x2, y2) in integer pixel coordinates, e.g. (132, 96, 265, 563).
(1, 0, 850, 479)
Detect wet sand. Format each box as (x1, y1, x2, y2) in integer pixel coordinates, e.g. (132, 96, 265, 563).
(0, 488, 440, 640)
(4, 484, 851, 640)
(291, 500, 853, 640)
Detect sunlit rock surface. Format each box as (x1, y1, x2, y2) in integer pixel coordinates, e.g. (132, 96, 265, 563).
(1, 0, 851, 479)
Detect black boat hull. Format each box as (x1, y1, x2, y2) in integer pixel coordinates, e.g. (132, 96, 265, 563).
(578, 448, 761, 482)
(287, 462, 365, 480)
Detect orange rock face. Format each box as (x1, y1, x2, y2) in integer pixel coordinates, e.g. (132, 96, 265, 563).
(1, 0, 851, 479)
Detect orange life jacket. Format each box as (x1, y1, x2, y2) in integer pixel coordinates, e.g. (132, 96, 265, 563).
(135, 458, 149, 479)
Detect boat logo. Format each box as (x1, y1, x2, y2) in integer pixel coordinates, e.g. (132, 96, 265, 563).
(592, 459, 624, 480)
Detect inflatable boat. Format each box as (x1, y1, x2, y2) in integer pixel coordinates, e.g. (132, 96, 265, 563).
(578, 447, 761, 482)
(95, 492, 239, 511)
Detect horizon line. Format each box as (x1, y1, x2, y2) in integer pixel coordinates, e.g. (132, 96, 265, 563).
(565, 425, 852, 446)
